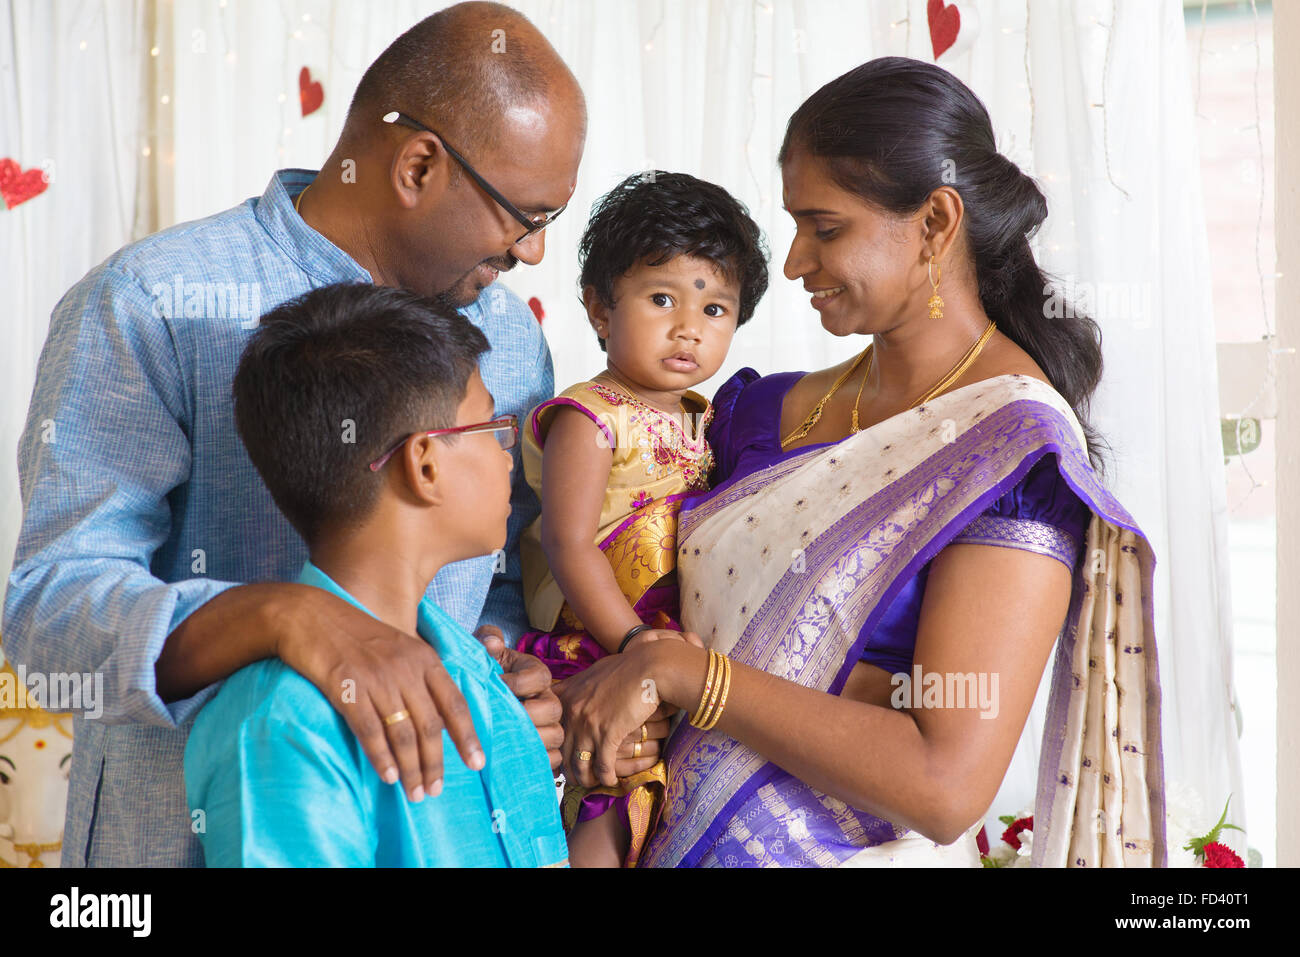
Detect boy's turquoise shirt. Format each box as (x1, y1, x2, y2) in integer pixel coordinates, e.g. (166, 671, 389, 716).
(184, 561, 568, 867)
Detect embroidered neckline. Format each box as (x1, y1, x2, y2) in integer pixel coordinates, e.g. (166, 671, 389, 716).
(584, 381, 715, 490)
(586, 381, 712, 451)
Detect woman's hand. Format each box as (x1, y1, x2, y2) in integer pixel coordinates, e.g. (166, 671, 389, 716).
(554, 643, 692, 788)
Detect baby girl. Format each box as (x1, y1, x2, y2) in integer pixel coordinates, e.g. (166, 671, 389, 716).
(517, 170, 768, 866)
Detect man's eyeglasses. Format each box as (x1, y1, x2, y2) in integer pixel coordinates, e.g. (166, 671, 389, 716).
(368, 414, 519, 472)
(382, 110, 568, 245)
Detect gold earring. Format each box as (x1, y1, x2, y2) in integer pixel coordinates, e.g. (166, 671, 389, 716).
(927, 256, 944, 320)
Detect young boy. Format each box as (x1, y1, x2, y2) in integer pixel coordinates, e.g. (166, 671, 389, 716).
(183, 282, 567, 867)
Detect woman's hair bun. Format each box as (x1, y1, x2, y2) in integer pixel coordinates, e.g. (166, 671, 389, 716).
(982, 152, 1048, 248)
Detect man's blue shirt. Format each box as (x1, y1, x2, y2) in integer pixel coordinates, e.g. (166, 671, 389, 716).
(3, 170, 553, 866)
(185, 561, 567, 868)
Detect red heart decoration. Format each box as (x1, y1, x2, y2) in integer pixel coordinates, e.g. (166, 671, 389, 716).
(0, 157, 50, 210)
(527, 296, 545, 324)
(299, 66, 324, 117)
(927, 0, 961, 60)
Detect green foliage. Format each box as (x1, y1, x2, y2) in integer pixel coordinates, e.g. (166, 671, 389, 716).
(1183, 796, 1245, 858)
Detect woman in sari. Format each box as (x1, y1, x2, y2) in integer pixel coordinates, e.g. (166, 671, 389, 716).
(555, 57, 1165, 867)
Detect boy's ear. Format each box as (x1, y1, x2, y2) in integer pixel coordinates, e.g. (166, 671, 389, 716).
(399, 434, 442, 506)
(582, 284, 610, 346)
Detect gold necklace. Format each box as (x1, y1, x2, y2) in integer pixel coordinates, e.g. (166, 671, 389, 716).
(779, 346, 871, 448)
(849, 348, 873, 433)
(294, 182, 311, 215)
(780, 319, 997, 449)
(910, 319, 997, 407)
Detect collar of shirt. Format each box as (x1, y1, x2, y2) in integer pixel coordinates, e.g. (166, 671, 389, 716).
(256, 169, 373, 284)
(296, 560, 502, 683)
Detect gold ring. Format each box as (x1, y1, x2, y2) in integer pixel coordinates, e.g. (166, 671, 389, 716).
(633, 741, 643, 758)
(639, 724, 648, 743)
(576, 750, 593, 762)
(383, 709, 410, 726)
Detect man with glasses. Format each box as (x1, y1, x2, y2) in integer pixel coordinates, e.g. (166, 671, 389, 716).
(5, 2, 581, 866)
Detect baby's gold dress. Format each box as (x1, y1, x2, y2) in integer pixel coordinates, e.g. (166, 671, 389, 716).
(516, 379, 713, 866)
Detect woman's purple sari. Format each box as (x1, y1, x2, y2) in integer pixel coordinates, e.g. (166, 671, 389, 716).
(640, 374, 1165, 868)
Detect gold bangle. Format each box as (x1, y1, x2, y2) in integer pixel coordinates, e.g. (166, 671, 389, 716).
(701, 655, 732, 731)
(693, 651, 727, 729)
(689, 649, 719, 727)
(699, 652, 726, 727)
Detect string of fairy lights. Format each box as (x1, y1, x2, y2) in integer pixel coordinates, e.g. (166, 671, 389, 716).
(885, 0, 1279, 513)
(136, 0, 376, 177)
(76, 0, 1279, 510)
(1189, 0, 1282, 509)
(123, 0, 1127, 236)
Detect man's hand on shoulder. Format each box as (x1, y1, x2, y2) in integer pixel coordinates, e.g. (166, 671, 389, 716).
(162, 582, 486, 805)
(273, 588, 490, 803)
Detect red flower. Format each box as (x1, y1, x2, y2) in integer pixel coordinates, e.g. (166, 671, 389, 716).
(1202, 841, 1244, 868)
(1001, 816, 1033, 851)
(975, 826, 989, 856)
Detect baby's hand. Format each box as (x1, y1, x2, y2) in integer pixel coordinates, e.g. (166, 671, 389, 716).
(624, 628, 706, 651)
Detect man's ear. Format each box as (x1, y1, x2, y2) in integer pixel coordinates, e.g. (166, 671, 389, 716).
(391, 133, 453, 212)
(399, 434, 442, 506)
(582, 285, 611, 347)
(920, 185, 965, 264)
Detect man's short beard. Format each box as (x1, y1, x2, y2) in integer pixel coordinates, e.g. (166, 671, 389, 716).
(431, 282, 476, 312)
(432, 255, 517, 312)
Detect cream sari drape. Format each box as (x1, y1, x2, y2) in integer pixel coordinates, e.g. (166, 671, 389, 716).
(641, 374, 1164, 868)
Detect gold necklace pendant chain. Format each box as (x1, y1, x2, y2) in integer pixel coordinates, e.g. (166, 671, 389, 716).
(294, 182, 311, 215)
(780, 319, 998, 450)
(779, 346, 871, 449)
(849, 347, 873, 434)
(910, 319, 997, 408)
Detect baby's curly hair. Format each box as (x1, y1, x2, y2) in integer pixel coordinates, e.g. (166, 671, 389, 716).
(578, 171, 769, 352)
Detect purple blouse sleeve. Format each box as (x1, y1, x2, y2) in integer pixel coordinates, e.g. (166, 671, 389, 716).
(859, 453, 1090, 672)
(705, 367, 762, 486)
(947, 453, 1090, 569)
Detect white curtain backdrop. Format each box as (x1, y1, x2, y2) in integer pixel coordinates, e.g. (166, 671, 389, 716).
(1, 0, 147, 626)
(2, 0, 1244, 859)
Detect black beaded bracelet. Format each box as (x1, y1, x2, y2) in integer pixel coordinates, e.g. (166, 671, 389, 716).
(617, 624, 652, 653)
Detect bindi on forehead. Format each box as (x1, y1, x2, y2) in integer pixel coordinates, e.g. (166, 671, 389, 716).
(694, 279, 705, 290)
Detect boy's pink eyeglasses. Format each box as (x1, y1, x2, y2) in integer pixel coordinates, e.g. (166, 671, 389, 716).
(368, 414, 519, 472)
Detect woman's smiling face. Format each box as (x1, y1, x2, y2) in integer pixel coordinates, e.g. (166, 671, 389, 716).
(780, 149, 928, 338)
